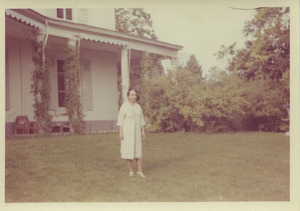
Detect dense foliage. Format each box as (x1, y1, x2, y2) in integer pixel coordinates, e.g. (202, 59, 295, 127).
(27, 31, 53, 134)
(136, 7, 289, 133)
(64, 42, 85, 134)
(115, 8, 158, 40)
(139, 56, 248, 132)
(216, 7, 290, 131)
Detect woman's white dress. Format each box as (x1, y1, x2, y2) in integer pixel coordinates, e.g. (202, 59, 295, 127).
(117, 101, 146, 159)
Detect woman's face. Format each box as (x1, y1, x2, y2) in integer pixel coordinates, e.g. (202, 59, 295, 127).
(128, 90, 137, 103)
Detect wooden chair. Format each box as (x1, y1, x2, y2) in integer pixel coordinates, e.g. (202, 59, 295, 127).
(15, 115, 29, 134)
(29, 122, 38, 134)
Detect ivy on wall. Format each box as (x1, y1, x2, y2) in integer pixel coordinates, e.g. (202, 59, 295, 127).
(27, 30, 52, 134)
(64, 40, 85, 134)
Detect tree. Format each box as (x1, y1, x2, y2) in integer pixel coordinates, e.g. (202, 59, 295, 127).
(215, 7, 290, 131)
(237, 7, 289, 81)
(241, 73, 288, 131)
(140, 54, 206, 132)
(115, 8, 158, 40)
(185, 54, 204, 81)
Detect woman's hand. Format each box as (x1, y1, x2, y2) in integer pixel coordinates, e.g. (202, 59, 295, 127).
(141, 126, 145, 140)
(119, 126, 124, 141)
(120, 131, 124, 140)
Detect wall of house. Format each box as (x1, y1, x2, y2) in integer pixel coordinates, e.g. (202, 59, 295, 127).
(5, 36, 120, 134)
(5, 37, 35, 125)
(35, 8, 116, 31)
(83, 9, 116, 31)
(80, 48, 119, 122)
(47, 42, 120, 133)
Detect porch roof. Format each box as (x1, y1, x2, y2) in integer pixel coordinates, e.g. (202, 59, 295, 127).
(5, 9, 43, 29)
(6, 9, 183, 57)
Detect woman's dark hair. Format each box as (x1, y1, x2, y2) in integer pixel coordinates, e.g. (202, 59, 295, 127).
(127, 87, 140, 100)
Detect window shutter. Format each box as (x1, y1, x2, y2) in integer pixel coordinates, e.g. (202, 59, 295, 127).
(57, 9, 64, 18)
(66, 9, 72, 20)
(80, 60, 93, 111)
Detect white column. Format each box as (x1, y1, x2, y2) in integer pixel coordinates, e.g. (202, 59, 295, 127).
(34, 31, 45, 110)
(121, 47, 129, 103)
(37, 31, 44, 64)
(37, 31, 44, 42)
(68, 36, 76, 46)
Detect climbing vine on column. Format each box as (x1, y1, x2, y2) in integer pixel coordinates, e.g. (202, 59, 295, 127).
(64, 39, 85, 134)
(27, 30, 52, 134)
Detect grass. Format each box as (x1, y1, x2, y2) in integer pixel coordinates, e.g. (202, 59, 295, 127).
(5, 132, 289, 202)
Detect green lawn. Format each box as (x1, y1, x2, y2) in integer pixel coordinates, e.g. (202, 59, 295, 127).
(5, 132, 289, 202)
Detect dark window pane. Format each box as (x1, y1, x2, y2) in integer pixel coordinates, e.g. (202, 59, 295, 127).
(57, 9, 64, 18)
(57, 60, 64, 72)
(57, 59, 66, 107)
(66, 9, 72, 20)
(58, 92, 65, 107)
(57, 76, 65, 91)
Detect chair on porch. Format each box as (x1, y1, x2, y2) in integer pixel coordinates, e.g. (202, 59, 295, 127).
(29, 121, 38, 134)
(14, 115, 30, 134)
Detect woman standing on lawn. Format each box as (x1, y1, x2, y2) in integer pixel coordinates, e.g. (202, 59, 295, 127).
(117, 88, 146, 178)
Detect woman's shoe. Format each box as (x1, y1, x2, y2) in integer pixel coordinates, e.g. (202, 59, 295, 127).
(129, 171, 134, 176)
(137, 171, 145, 178)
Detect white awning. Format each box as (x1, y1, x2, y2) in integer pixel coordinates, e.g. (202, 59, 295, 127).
(5, 9, 43, 29)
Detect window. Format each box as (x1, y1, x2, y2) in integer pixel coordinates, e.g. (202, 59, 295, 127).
(66, 9, 72, 20)
(57, 60, 66, 107)
(56, 59, 93, 110)
(57, 9, 64, 19)
(56, 8, 72, 20)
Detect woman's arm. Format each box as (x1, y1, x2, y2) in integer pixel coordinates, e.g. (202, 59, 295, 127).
(117, 104, 125, 141)
(141, 126, 145, 140)
(119, 126, 124, 140)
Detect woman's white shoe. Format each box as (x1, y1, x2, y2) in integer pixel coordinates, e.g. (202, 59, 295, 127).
(137, 171, 145, 178)
(129, 171, 134, 176)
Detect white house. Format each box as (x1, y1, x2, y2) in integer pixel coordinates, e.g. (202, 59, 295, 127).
(5, 9, 182, 134)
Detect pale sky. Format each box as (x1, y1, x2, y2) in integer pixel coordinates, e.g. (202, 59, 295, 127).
(146, 6, 255, 75)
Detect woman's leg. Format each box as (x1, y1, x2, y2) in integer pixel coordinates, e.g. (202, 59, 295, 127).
(136, 158, 142, 173)
(136, 159, 145, 178)
(127, 159, 133, 172)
